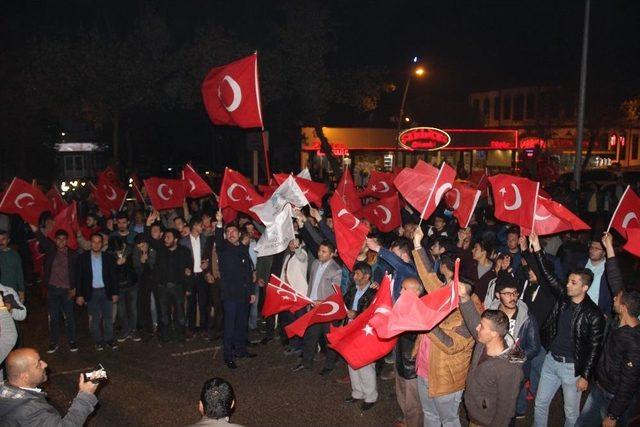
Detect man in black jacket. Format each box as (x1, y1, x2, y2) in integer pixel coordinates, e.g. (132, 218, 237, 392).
(76, 233, 119, 351)
(575, 233, 640, 427)
(343, 262, 378, 411)
(530, 232, 606, 427)
(214, 210, 256, 369)
(145, 211, 192, 343)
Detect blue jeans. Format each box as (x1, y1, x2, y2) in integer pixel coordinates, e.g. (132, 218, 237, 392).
(87, 288, 114, 343)
(222, 300, 249, 362)
(534, 353, 582, 427)
(516, 348, 546, 414)
(576, 383, 638, 427)
(47, 286, 76, 345)
(117, 285, 138, 336)
(417, 375, 462, 427)
(248, 283, 259, 330)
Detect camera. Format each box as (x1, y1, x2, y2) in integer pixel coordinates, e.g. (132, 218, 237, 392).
(83, 364, 108, 384)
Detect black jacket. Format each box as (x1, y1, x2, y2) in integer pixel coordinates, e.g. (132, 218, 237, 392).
(35, 230, 79, 290)
(534, 250, 605, 380)
(343, 284, 377, 317)
(214, 227, 254, 302)
(519, 251, 557, 329)
(77, 251, 118, 300)
(145, 227, 192, 287)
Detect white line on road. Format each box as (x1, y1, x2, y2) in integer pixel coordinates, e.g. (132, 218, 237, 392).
(171, 346, 221, 357)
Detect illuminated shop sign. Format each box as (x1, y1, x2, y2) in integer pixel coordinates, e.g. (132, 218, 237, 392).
(398, 127, 451, 151)
(307, 140, 350, 156)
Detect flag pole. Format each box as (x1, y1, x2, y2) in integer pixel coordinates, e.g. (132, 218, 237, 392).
(606, 185, 630, 233)
(530, 182, 541, 235)
(261, 130, 271, 180)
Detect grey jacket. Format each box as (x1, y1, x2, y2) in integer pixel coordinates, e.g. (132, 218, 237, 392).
(186, 417, 244, 427)
(0, 383, 97, 426)
(306, 259, 342, 301)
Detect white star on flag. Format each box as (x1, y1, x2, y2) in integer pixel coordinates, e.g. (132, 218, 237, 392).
(363, 324, 374, 336)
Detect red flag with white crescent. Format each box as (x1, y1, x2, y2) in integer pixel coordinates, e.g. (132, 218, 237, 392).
(46, 186, 68, 216)
(93, 181, 127, 216)
(0, 177, 52, 225)
(261, 275, 312, 317)
(394, 160, 439, 219)
(218, 168, 264, 220)
(284, 288, 347, 338)
(202, 53, 263, 129)
(335, 168, 362, 213)
(144, 177, 186, 211)
(363, 171, 396, 198)
(608, 185, 640, 239)
(521, 196, 590, 236)
(444, 181, 481, 228)
(488, 174, 539, 234)
(47, 201, 79, 250)
(329, 193, 369, 270)
(182, 164, 213, 199)
(273, 173, 327, 208)
(360, 194, 402, 233)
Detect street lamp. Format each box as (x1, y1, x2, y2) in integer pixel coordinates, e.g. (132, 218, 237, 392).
(395, 59, 426, 166)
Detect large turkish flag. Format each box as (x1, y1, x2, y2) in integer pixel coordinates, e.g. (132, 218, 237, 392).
(202, 53, 263, 129)
(218, 168, 264, 220)
(444, 181, 481, 228)
(182, 164, 213, 199)
(608, 185, 640, 239)
(0, 177, 51, 225)
(488, 174, 539, 233)
(284, 289, 347, 338)
(144, 178, 186, 211)
(329, 193, 369, 270)
(360, 194, 402, 233)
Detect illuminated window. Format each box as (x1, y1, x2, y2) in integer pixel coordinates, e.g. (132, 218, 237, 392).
(513, 94, 524, 121)
(503, 95, 512, 120)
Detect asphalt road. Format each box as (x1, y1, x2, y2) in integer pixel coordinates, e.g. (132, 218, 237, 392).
(16, 286, 638, 427)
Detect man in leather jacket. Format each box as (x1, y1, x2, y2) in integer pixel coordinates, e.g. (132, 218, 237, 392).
(529, 232, 605, 427)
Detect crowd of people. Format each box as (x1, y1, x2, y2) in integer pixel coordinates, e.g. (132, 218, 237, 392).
(0, 167, 639, 427)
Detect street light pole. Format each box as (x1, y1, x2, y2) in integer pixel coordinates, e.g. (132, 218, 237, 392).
(574, 0, 591, 189)
(395, 58, 424, 168)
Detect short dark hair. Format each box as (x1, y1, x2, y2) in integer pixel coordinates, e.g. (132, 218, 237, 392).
(390, 237, 412, 257)
(89, 232, 103, 241)
(570, 268, 594, 288)
(165, 228, 180, 240)
(620, 288, 640, 317)
(495, 272, 518, 294)
(481, 309, 509, 338)
(506, 226, 520, 237)
(115, 212, 129, 221)
(174, 216, 186, 224)
(353, 261, 372, 278)
(224, 222, 239, 231)
(134, 233, 147, 245)
(319, 240, 336, 253)
(200, 377, 235, 420)
(54, 229, 68, 238)
(439, 254, 456, 272)
(474, 239, 493, 255)
(0, 229, 8, 237)
(189, 216, 203, 228)
(432, 236, 455, 254)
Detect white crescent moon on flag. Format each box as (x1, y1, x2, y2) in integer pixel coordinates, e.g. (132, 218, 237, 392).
(219, 75, 242, 112)
(188, 179, 196, 193)
(374, 306, 390, 315)
(622, 212, 638, 228)
(14, 193, 35, 209)
(337, 208, 361, 230)
(374, 205, 392, 224)
(276, 287, 298, 302)
(157, 184, 172, 201)
(317, 301, 340, 316)
(450, 188, 461, 210)
(104, 185, 117, 201)
(378, 181, 390, 193)
(534, 210, 552, 221)
(226, 183, 247, 202)
(503, 184, 522, 211)
(434, 183, 452, 205)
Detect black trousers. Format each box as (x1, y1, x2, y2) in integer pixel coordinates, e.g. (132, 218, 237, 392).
(156, 282, 185, 341)
(137, 276, 158, 334)
(186, 273, 209, 331)
(207, 280, 224, 338)
(301, 322, 338, 370)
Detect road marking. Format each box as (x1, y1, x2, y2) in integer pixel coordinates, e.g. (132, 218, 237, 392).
(171, 346, 221, 357)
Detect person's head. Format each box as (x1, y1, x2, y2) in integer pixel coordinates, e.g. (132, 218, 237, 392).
(90, 232, 103, 254)
(588, 240, 606, 263)
(287, 237, 301, 252)
(150, 223, 163, 240)
(317, 240, 336, 263)
(239, 231, 250, 246)
(566, 268, 594, 299)
(180, 225, 191, 237)
(54, 229, 69, 250)
(613, 288, 640, 318)
(506, 227, 520, 250)
(163, 228, 180, 248)
(495, 252, 512, 271)
(325, 217, 333, 230)
(472, 240, 492, 262)
(202, 211, 213, 228)
(527, 266, 538, 283)
(439, 255, 456, 281)
(174, 216, 186, 231)
(85, 213, 97, 228)
(390, 237, 412, 263)
(6, 348, 48, 388)
(190, 217, 203, 236)
(403, 223, 417, 240)
(244, 223, 255, 235)
(477, 309, 509, 345)
(198, 377, 235, 420)
(134, 209, 145, 224)
(433, 214, 447, 232)
(401, 277, 424, 295)
(430, 236, 453, 258)
(134, 233, 148, 252)
(495, 274, 519, 311)
(115, 212, 130, 233)
(225, 223, 240, 245)
(0, 229, 9, 249)
(352, 261, 372, 287)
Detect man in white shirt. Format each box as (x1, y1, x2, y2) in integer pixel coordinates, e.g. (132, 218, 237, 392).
(181, 217, 211, 339)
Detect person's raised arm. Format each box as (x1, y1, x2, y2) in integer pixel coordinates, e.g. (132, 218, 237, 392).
(530, 232, 563, 296)
(457, 281, 480, 341)
(602, 232, 623, 295)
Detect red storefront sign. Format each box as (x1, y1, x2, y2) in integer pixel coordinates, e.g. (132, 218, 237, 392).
(398, 127, 451, 151)
(307, 140, 350, 156)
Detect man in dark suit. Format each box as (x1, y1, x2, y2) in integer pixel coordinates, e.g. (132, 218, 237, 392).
(30, 224, 79, 354)
(214, 211, 256, 369)
(293, 240, 342, 375)
(180, 216, 212, 338)
(76, 233, 119, 351)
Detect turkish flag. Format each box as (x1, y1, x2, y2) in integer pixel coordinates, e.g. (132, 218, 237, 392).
(182, 164, 213, 199)
(329, 193, 369, 270)
(261, 275, 312, 317)
(218, 168, 264, 220)
(327, 275, 397, 369)
(360, 194, 401, 233)
(47, 201, 79, 250)
(364, 171, 396, 198)
(521, 196, 590, 236)
(93, 181, 127, 215)
(335, 168, 362, 213)
(394, 160, 438, 219)
(97, 166, 120, 187)
(444, 181, 481, 228)
(46, 186, 68, 216)
(469, 168, 489, 196)
(284, 289, 347, 338)
(144, 177, 186, 211)
(622, 228, 640, 258)
(608, 186, 640, 239)
(0, 177, 52, 225)
(129, 173, 146, 205)
(420, 163, 457, 220)
(201, 53, 263, 129)
(273, 173, 327, 207)
(488, 174, 539, 233)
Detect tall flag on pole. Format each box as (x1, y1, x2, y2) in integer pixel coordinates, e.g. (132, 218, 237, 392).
(182, 164, 213, 199)
(488, 174, 539, 234)
(0, 178, 52, 225)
